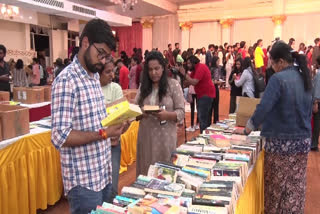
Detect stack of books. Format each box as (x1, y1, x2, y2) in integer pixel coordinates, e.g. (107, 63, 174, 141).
(90, 115, 262, 214)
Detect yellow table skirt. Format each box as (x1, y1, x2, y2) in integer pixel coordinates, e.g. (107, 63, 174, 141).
(0, 131, 63, 214)
(119, 121, 139, 174)
(235, 150, 264, 214)
(0, 122, 139, 214)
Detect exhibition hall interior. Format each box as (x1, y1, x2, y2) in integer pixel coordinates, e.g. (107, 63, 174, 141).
(0, 0, 319, 214)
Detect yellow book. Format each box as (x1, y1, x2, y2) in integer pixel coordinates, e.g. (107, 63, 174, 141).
(101, 100, 142, 127)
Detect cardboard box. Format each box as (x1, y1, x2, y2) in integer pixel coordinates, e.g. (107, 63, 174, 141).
(0, 104, 30, 140)
(0, 91, 10, 102)
(236, 97, 261, 127)
(13, 87, 45, 104)
(33, 86, 52, 101)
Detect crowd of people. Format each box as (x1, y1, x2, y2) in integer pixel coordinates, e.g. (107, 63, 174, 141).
(0, 17, 319, 214)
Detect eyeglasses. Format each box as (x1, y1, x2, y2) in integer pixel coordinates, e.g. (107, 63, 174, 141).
(92, 43, 112, 62)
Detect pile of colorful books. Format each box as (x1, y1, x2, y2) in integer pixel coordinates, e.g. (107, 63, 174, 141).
(91, 115, 262, 214)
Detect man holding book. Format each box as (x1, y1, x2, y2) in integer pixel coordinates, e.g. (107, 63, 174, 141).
(51, 19, 129, 214)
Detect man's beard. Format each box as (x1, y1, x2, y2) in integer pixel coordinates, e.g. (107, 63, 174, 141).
(0, 57, 4, 62)
(84, 49, 104, 74)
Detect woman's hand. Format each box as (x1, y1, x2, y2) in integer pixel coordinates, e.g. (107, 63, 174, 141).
(232, 73, 237, 80)
(152, 109, 169, 121)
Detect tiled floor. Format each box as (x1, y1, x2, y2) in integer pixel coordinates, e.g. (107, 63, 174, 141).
(38, 89, 320, 214)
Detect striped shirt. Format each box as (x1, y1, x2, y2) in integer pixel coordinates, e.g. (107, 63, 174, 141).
(12, 68, 28, 87)
(51, 56, 111, 195)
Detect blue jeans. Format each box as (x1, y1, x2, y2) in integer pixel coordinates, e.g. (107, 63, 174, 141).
(68, 184, 112, 214)
(111, 142, 121, 200)
(197, 95, 214, 133)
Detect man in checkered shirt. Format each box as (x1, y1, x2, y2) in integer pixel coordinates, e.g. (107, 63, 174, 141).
(51, 19, 128, 214)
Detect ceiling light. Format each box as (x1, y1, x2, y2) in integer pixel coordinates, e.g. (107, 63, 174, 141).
(110, 0, 138, 12)
(0, 4, 19, 19)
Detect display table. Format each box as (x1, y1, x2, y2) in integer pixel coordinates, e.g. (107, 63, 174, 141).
(0, 131, 63, 214)
(21, 102, 51, 122)
(235, 151, 264, 214)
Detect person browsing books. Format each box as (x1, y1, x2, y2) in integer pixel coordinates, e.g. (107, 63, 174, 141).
(135, 51, 185, 176)
(51, 19, 130, 214)
(99, 59, 124, 202)
(237, 41, 312, 214)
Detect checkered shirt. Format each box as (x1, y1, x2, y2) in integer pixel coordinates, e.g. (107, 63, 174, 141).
(51, 56, 111, 195)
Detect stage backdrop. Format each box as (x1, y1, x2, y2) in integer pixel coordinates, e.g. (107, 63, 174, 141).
(114, 22, 143, 57)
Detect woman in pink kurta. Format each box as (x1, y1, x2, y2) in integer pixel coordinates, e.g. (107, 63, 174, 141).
(135, 51, 185, 176)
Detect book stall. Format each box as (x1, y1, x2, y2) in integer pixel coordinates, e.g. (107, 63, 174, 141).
(0, 88, 140, 214)
(89, 97, 263, 214)
(90, 102, 265, 214)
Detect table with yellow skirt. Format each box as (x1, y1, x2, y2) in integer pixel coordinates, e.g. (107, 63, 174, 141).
(0, 121, 264, 214)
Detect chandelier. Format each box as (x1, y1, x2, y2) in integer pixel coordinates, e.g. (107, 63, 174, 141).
(0, 4, 19, 19)
(109, 0, 138, 11)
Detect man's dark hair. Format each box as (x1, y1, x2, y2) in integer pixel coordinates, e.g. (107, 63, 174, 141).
(314, 38, 320, 45)
(80, 19, 116, 51)
(64, 58, 70, 65)
(115, 59, 123, 66)
(132, 56, 140, 64)
(55, 58, 63, 67)
(168, 44, 172, 48)
(33, 58, 39, 63)
(288, 38, 295, 46)
(208, 44, 214, 49)
(224, 42, 228, 47)
(0, 44, 6, 55)
(175, 43, 179, 47)
(240, 41, 246, 48)
(187, 55, 200, 65)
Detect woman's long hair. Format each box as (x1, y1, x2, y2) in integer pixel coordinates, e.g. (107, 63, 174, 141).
(233, 58, 243, 74)
(138, 51, 169, 106)
(270, 41, 312, 91)
(243, 57, 252, 70)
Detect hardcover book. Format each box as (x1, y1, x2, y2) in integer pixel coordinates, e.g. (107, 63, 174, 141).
(101, 100, 142, 126)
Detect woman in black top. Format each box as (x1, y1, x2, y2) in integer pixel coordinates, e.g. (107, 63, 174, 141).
(228, 58, 243, 113)
(210, 56, 223, 124)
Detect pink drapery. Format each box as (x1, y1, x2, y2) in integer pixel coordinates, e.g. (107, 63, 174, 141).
(113, 22, 142, 57)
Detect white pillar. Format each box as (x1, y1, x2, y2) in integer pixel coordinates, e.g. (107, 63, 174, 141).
(180, 22, 192, 51)
(272, 15, 286, 40)
(272, 0, 286, 40)
(141, 18, 153, 54)
(24, 24, 31, 51)
(220, 19, 233, 45)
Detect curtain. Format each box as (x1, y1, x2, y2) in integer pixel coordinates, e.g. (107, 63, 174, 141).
(114, 22, 143, 57)
(232, 18, 274, 46)
(152, 15, 181, 52)
(283, 13, 320, 47)
(190, 22, 221, 49)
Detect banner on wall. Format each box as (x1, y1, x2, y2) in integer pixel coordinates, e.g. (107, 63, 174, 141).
(6, 49, 37, 65)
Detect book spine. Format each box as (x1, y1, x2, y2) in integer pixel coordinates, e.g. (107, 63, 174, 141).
(182, 168, 208, 178)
